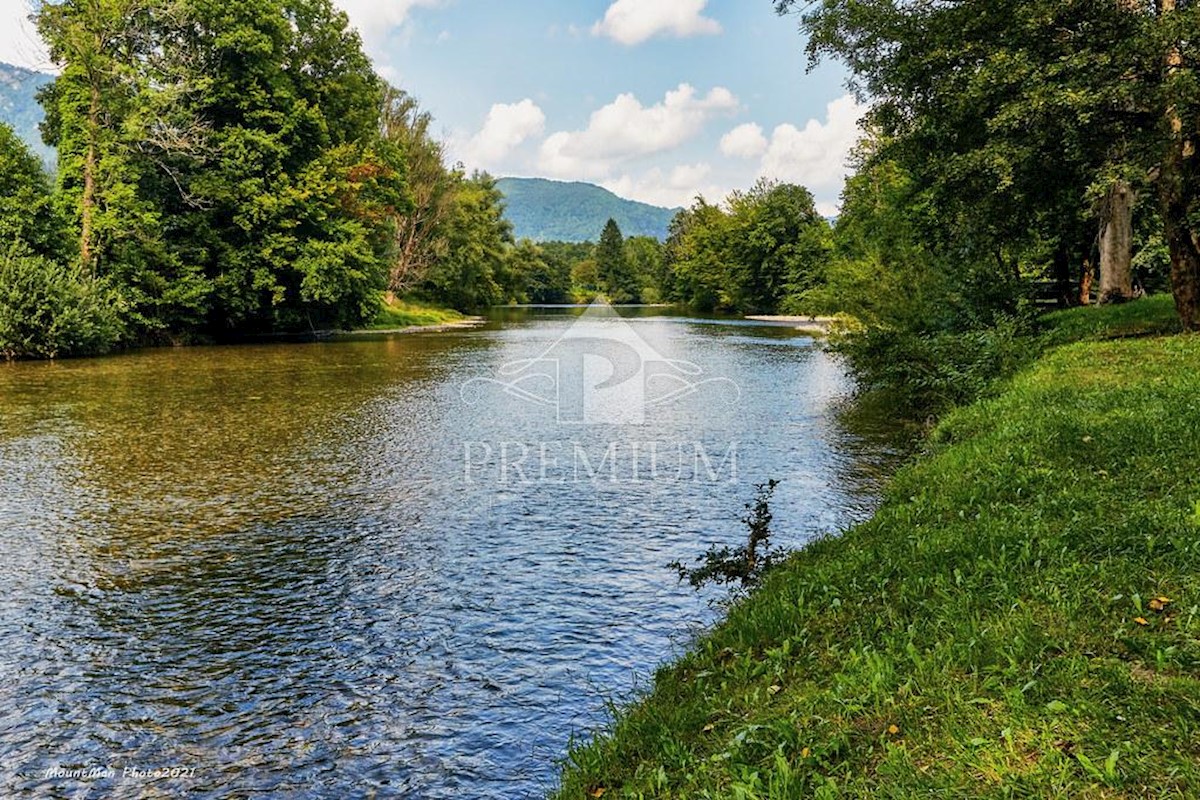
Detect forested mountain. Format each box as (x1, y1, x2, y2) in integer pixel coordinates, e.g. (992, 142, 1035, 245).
(0, 62, 53, 164)
(496, 178, 678, 242)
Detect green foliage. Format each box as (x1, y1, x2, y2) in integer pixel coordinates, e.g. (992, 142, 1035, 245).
(596, 219, 641, 303)
(36, 0, 392, 339)
(0, 248, 123, 359)
(420, 172, 513, 310)
(664, 181, 831, 314)
(625, 236, 667, 303)
(555, 305, 1200, 799)
(495, 178, 677, 242)
(830, 318, 1032, 415)
(0, 121, 63, 258)
(785, 0, 1200, 329)
(377, 86, 451, 294)
(500, 239, 571, 304)
(541, 240, 597, 302)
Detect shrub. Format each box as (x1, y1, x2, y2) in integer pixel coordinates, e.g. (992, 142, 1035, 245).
(0, 249, 125, 360)
(830, 315, 1032, 415)
(670, 480, 784, 592)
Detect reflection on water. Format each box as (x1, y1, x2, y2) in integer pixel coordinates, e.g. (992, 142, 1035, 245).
(0, 308, 908, 798)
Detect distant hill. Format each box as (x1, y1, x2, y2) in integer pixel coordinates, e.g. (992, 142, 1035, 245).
(0, 62, 53, 166)
(496, 177, 678, 243)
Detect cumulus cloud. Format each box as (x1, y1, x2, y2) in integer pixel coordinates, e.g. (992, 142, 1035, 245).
(719, 123, 768, 160)
(462, 99, 546, 168)
(604, 162, 727, 208)
(758, 94, 865, 196)
(334, 0, 444, 49)
(538, 83, 737, 178)
(591, 0, 721, 46)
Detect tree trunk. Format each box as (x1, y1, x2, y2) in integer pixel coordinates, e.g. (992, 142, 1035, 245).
(1157, 0, 1200, 330)
(1098, 179, 1134, 304)
(1160, 152, 1200, 330)
(80, 82, 100, 275)
(1080, 258, 1094, 306)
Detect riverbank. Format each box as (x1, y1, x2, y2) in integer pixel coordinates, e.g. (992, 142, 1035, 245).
(554, 297, 1200, 798)
(365, 295, 472, 330)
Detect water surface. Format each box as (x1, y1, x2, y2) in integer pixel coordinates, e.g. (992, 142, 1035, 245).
(0, 308, 905, 798)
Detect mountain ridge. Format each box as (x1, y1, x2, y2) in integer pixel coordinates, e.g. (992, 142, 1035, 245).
(496, 177, 678, 243)
(0, 62, 54, 165)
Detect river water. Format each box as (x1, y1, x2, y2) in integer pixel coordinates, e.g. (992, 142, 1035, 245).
(0, 306, 905, 798)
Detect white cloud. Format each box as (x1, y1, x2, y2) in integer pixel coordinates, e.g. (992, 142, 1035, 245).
(0, 0, 51, 71)
(538, 83, 737, 178)
(591, 0, 721, 46)
(604, 163, 728, 209)
(719, 123, 768, 159)
(758, 94, 865, 196)
(334, 0, 444, 49)
(462, 99, 546, 168)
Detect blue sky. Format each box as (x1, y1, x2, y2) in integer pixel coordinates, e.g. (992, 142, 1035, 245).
(0, 0, 863, 213)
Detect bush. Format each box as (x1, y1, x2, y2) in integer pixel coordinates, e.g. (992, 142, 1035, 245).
(830, 315, 1032, 415)
(0, 249, 125, 360)
(670, 480, 784, 592)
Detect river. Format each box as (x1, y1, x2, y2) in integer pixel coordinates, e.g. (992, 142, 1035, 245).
(0, 305, 906, 798)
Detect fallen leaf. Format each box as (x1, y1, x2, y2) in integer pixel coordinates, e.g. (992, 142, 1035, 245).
(702, 723, 715, 733)
(768, 684, 782, 695)
(1134, 617, 1149, 626)
(590, 789, 605, 798)
(1150, 596, 1171, 612)
(887, 724, 900, 735)
(801, 747, 810, 758)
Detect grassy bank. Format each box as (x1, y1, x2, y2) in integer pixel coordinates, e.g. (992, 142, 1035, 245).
(366, 294, 467, 330)
(555, 298, 1200, 798)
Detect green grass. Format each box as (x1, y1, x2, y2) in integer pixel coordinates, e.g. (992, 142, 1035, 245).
(365, 294, 466, 330)
(1038, 293, 1182, 346)
(554, 297, 1200, 799)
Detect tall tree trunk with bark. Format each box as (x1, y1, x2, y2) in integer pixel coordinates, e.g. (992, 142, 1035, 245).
(1157, 0, 1200, 330)
(1098, 179, 1134, 303)
(1161, 149, 1200, 330)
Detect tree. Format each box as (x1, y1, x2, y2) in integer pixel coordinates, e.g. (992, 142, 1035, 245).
(36, 0, 136, 274)
(625, 236, 667, 303)
(378, 85, 453, 295)
(663, 199, 728, 311)
(726, 179, 830, 313)
(39, 0, 393, 337)
(779, 0, 1200, 328)
(661, 182, 830, 314)
(421, 172, 512, 310)
(503, 239, 570, 304)
(0, 122, 62, 258)
(596, 218, 639, 302)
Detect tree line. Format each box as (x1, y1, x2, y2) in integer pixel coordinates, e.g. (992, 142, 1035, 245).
(531, 180, 833, 313)
(0, 0, 561, 358)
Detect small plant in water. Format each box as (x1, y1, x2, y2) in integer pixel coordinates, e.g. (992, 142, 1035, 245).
(670, 479, 784, 591)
